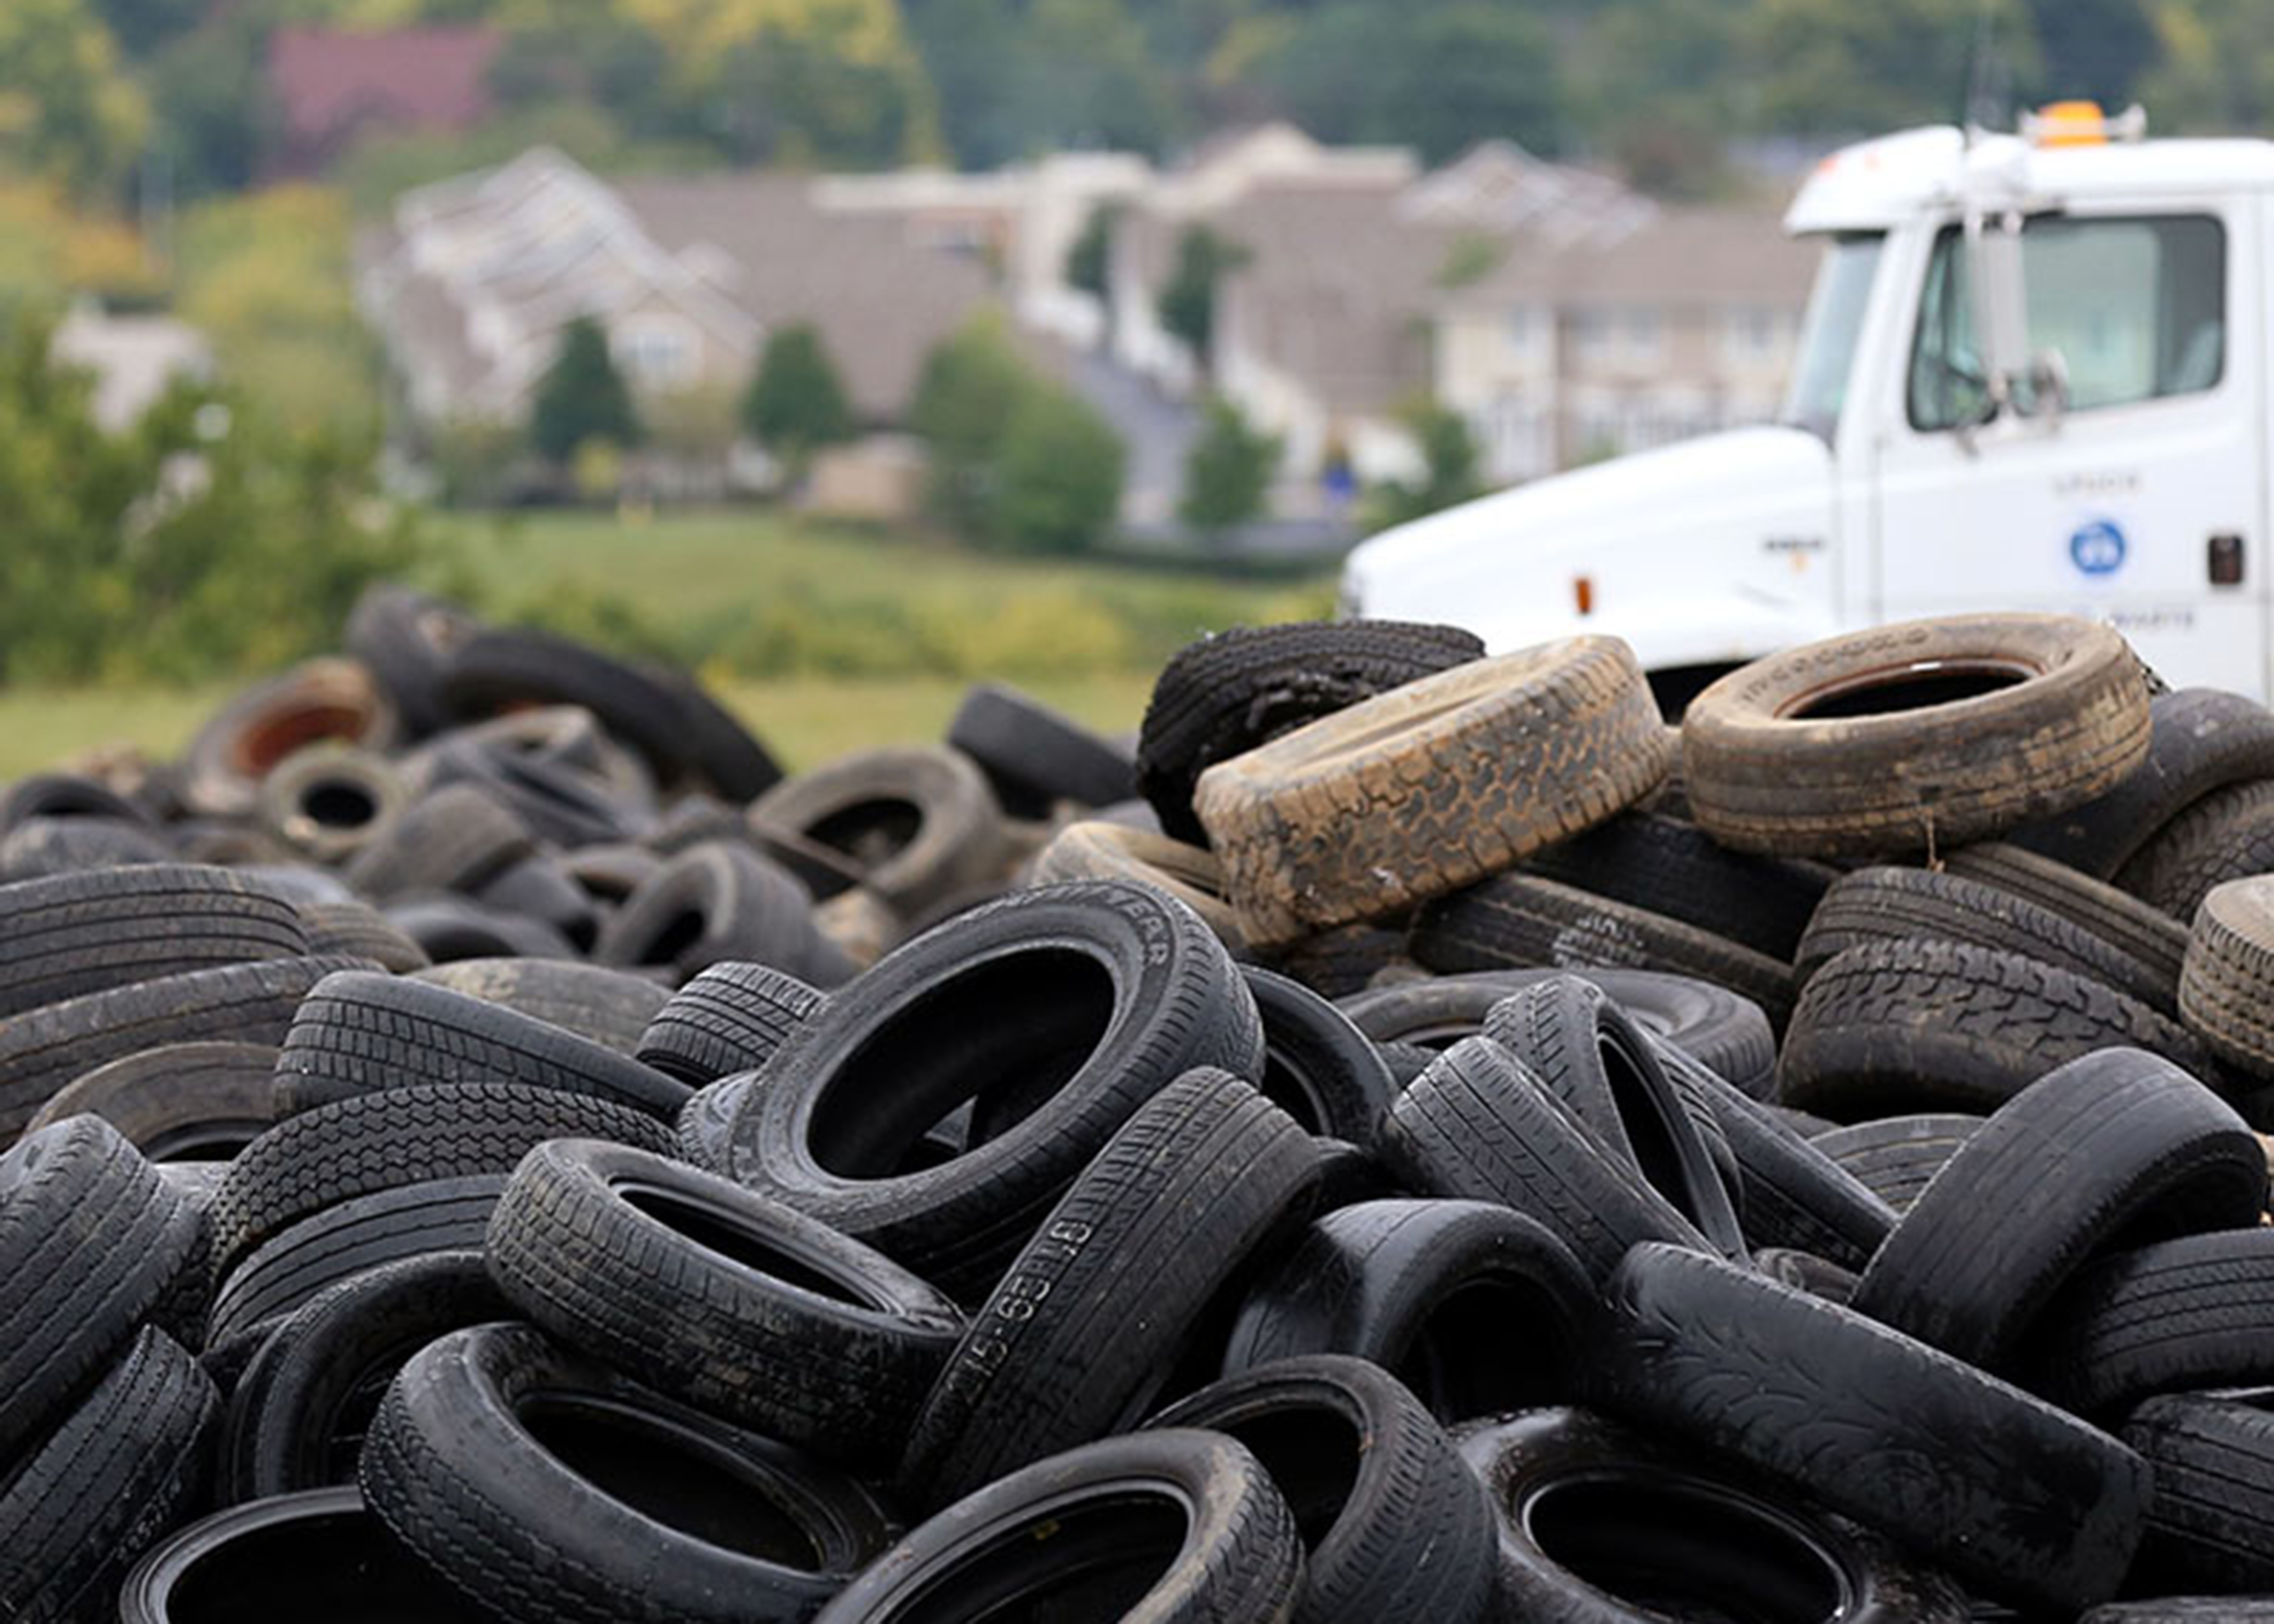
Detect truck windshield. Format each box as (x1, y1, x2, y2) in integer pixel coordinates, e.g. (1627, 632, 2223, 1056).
(1782, 232, 1885, 442)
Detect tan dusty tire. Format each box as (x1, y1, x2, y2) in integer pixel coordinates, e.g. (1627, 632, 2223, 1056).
(1028, 821, 1247, 953)
(1681, 615, 2151, 858)
(1193, 636, 1671, 947)
(2181, 876, 2274, 1076)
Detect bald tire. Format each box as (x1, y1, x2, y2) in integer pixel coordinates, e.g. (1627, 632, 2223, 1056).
(1681, 614, 2152, 858)
(1194, 637, 1672, 947)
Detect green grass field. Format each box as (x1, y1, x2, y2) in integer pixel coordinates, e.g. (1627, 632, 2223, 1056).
(0, 509, 1328, 779)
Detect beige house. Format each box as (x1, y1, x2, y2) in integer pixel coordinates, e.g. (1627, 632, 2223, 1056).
(1436, 208, 1820, 483)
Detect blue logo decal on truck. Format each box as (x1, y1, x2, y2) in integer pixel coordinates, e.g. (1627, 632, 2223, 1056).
(2070, 519, 2127, 576)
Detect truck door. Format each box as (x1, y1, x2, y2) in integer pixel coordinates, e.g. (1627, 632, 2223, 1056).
(1871, 199, 2264, 696)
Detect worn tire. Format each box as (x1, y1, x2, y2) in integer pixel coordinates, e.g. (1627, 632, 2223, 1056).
(1524, 808, 1832, 961)
(948, 682, 1134, 815)
(298, 898, 431, 972)
(1148, 1356, 1495, 1624)
(184, 657, 398, 820)
(1195, 637, 1672, 946)
(1943, 840, 2190, 993)
(341, 779, 534, 901)
(489, 1138, 965, 1468)
(727, 880, 1263, 1299)
(896, 1070, 1319, 1511)
(1681, 614, 2152, 857)
(1780, 937, 2216, 1119)
(595, 839, 842, 987)
(1138, 618, 1485, 844)
(1030, 821, 1247, 952)
(2030, 1228, 2274, 1417)
(1848, 1047, 2264, 1372)
(2124, 1392, 2274, 1594)
(1602, 1241, 2151, 1613)
(1806, 1112, 1981, 1214)
(27, 1039, 283, 1161)
(637, 961, 823, 1086)
(1220, 1198, 1595, 1424)
(409, 956, 670, 1056)
(2179, 875, 2274, 1078)
(362, 1322, 895, 1624)
(1239, 965, 1397, 1145)
(2118, 776, 2274, 920)
(750, 745, 1006, 918)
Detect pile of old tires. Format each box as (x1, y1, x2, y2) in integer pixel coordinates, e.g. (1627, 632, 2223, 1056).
(8, 591, 2274, 1621)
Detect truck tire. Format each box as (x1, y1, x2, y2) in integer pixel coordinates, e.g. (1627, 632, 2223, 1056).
(1681, 614, 2151, 857)
(1196, 637, 1672, 946)
(1137, 619, 1484, 844)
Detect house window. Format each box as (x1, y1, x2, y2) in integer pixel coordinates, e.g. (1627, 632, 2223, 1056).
(614, 313, 697, 391)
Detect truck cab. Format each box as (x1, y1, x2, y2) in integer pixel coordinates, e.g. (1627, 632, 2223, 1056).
(1340, 106, 2274, 702)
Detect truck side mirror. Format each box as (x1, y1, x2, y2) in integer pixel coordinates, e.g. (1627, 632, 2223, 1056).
(1964, 212, 2030, 409)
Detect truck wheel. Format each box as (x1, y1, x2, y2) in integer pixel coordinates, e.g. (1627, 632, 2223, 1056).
(1681, 614, 2151, 857)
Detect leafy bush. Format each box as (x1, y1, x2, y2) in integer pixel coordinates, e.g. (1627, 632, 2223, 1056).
(741, 323, 856, 474)
(996, 387, 1125, 555)
(1179, 395, 1280, 536)
(530, 316, 640, 465)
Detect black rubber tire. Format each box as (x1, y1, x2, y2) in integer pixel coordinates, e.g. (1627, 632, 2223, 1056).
(297, 898, 431, 972)
(813, 1430, 1302, 1624)
(1240, 964, 1397, 1145)
(343, 583, 479, 741)
(749, 746, 1006, 919)
(1029, 820, 1247, 953)
(2030, 1228, 2274, 1418)
(896, 1070, 1319, 1511)
(0, 769, 150, 832)
(2179, 873, 2274, 1080)
(0, 1326, 219, 1624)
(1219, 1197, 1595, 1424)
(256, 744, 408, 867)
(25, 1039, 283, 1161)
(437, 625, 707, 787)
(2010, 687, 2274, 877)
(1602, 1241, 2152, 1613)
(409, 956, 671, 1056)
(362, 1322, 895, 1624)
(1147, 1355, 1496, 1624)
(1681, 614, 2153, 857)
(1848, 1047, 2264, 1373)
(1797, 862, 2176, 1013)
(1137, 619, 1484, 844)
(385, 895, 579, 964)
(1478, 974, 1746, 1257)
(1753, 1246, 1861, 1303)
(204, 1174, 506, 1351)
(1806, 1113, 1982, 1214)
(595, 840, 842, 987)
(0, 1120, 201, 1463)
(341, 780, 535, 901)
(0, 863, 309, 1020)
(1943, 840, 2191, 993)
(412, 730, 649, 850)
(121, 1485, 492, 1622)
(2118, 777, 2274, 920)
(2124, 1391, 2274, 1594)
(1267, 920, 1412, 999)
(0, 813, 174, 881)
(637, 961, 824, 1086)
(208, 1081, 676, 1282)
(1412, 873, 1799, 1033)
(1378, 1036, 1711, 1283)
(1779, 938, 2217, 1120)
(649, 664, 785, 802)
(1524, 809, 1832, 960)
(727, 880, 1262, 1299)
(2083, 1601, 2274, 1622)
(490, 1138, 966, 1468)
(0, 953, 369, 1140)
(1340, 967, 1777, 1097)
(1454, 1405, 1972, 1624)
(217, 1250, 507, 1503)
(471, 853, 601, 953)
(1673, 1048, 1897, 1270)
(947, 682, 1134, 815)
(273, 969, 690, 1119)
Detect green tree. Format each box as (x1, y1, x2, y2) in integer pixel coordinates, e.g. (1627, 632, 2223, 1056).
(741, 321, 856, 475)
(909, 313, 1032, 535)
(1024, 0, 1175, 154)
(1365, 400, 1485, 528)
(530, 316, 640, 465)
(1744, 0, 2038, 135)
(0, 0, 150, 199)
(146, 13, 274, 198)
(1157, 223, 1247, 375)
(1179, 394, 1278, 537)
(997, 385, 1125, 554)
(2143, 0, 2274, 132)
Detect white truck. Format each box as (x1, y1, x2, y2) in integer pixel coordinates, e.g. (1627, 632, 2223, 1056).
(1339, 104, 2274, 704)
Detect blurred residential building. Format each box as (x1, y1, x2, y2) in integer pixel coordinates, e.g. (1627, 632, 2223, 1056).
(50, 302, 213, 432)
(269, 27, 503, 177)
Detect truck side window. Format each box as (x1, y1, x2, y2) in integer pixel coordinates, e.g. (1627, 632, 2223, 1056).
(1909, 213, 2226, 433)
